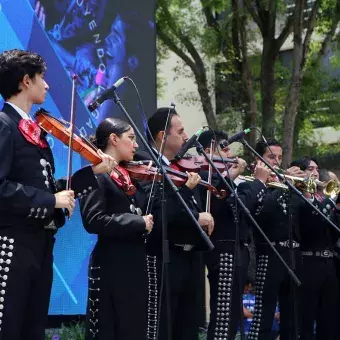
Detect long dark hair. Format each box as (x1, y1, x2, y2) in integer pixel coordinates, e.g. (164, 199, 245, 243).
(90, 118, 131, 151)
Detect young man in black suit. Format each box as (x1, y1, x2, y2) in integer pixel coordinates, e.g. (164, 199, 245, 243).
(0, 49, 115, 340)
(291, 157, 339, 340)
(197, 130, 271, 340)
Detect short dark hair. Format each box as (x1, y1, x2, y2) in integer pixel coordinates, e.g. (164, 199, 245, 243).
(198, 130, 229, 149)
(90, 118, 131, 151)
(290, 157, 319, 171)
(318, 169, 331, 182)
(0, 49, 46, 100)
(255, 138, 282, 157)
(147, 107, 178, 142)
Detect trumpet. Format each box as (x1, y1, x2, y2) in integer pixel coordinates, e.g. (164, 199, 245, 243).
(315, 179, 340, 198)
(238, 175, 289, 189)
(238, 173, 317, 193)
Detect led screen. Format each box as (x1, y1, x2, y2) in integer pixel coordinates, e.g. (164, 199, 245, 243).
(0, 0, 156, 314)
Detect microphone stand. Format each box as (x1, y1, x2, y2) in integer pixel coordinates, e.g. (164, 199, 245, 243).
(194, 141, 301, 286)
(110, 91, 214, 340)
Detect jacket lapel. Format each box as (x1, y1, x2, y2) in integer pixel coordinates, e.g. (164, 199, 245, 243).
(1, 103, 55, 172)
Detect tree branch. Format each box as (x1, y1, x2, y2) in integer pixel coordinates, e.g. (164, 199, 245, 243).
(243, 0, 264, 33)
(157, 0, 217, 127)
(316, 0, 340, 62)
(157, 26, 197, 74)
(268, 0, 277, 38)
(301, 0, 320, 69)
(200, 0, 220, 34)
(275, 15, 294, 53)
(158, 1, 207, 74)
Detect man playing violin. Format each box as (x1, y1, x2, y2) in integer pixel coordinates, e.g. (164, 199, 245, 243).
(245, 138, 306, 340)
(291, 157, 339, 340)
(197, 130, 271, 340)
(0, 49, 115, 340)
(135, 107, 214, 340)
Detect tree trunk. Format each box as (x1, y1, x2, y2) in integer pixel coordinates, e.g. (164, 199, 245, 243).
(282, 0, 305, 167)
(195, 72, 217, 129)
(242, 60, 258, 147)
(260, 39, 276, 138)
(233, 0, 258, 147)
(282, 75, 302, 167)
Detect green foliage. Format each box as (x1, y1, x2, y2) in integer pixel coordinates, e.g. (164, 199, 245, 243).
(45, 324, 207, 340)
(199, 331, 207, 340)
(156, 0, 340, 158)
(45, 323, 85, 340)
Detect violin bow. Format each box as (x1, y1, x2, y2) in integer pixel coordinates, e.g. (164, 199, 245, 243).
(66, 74, 77, 191)
(206, 139, 215, 213)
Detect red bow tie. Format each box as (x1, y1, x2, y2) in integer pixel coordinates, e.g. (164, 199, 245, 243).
(110, 165, 134, 191)
(18, 119, 48, 148)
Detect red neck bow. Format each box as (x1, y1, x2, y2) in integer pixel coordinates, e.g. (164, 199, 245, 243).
(110, 165, 136, 195)
(18, 119, 48, 148)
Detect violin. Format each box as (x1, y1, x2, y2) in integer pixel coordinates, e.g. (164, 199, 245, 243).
(35, 108, 102, 165)
(35, 108, 137, 195)
(173, 154, 238, 173)
(123, 161, 226, 199)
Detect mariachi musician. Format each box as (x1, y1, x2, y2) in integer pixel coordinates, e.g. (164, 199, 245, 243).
(135, 107, 215, 340)
(291, 157, 339, 340)
(79, 118, 154, 340)
(243, 138, 306, 340)
(0, 49, 115, 340)
(197, 130, 271, 340)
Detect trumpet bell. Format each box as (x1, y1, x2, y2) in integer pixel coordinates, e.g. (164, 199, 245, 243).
(291, 176, 317, 194)
(324, 179, 340, 198)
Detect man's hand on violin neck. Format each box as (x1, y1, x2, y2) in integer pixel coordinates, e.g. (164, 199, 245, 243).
(92, 149, 118, 174)
(55, 190, 75, 217)
(185, 172, 201, 190)
(198, 212, 214, 236)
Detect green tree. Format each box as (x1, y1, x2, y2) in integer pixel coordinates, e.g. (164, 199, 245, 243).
(157, 0, 340, 164)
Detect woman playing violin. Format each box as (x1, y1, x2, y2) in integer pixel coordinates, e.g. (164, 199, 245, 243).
(79, 118, 153, 340)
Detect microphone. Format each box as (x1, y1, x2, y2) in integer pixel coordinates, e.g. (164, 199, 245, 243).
(175, 127, 207, 160)
(220, 128, 251, 148)
(88, 77, 127, 112)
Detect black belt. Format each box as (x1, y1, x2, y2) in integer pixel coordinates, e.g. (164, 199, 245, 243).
(173, 244, 194, 251)
(217, 239, 249, 247)
(259, 240, 300, 249)
(301, 250, 334, 258)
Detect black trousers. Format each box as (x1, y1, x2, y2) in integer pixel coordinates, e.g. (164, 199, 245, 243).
(299, 255, 338, 340)
(205, 241, 250, 340)
(85, 242, 148, 340)
(248, 245, 302, 340)
(0, 226, 54, 340)
(334, 256, 340, 340)
(149, 247, 203, 340)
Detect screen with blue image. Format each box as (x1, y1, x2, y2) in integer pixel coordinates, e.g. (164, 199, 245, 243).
(0, 0, 156, 314)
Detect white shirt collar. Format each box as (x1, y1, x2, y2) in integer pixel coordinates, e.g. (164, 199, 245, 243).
(6, 102, 31, 120)
(152, 147, 170, 166)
